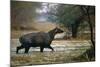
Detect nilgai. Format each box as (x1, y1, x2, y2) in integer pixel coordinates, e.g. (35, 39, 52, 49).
(16, 27, 64, 53)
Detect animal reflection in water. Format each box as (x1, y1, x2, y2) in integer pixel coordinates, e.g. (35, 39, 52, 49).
(16, 27, 64, 54)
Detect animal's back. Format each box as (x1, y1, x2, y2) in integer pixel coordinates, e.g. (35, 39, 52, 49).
(19, 32, 51, 45)
(19, 33, 36, 44)
(30, 32, 50, 45)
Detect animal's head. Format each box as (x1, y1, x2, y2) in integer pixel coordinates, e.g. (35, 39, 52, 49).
(54, 27, 64, 34)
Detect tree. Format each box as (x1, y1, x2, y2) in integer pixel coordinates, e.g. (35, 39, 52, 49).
(11, 1, 42, 30)
(46, 4, 84, 38)
(79, 6, 95, 60)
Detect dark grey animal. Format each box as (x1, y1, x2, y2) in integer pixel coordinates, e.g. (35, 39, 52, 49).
(16, 27, 64, 53)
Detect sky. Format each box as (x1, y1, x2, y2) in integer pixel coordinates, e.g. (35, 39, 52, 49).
(35, 3, 58, 22)
(35, 3, 49, 22)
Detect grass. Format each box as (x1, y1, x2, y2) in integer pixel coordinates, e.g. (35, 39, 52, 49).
(11, 48, 94, 66)
(11, 52, 67, 66)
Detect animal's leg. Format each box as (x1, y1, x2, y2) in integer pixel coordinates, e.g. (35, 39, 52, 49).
(16, 45, 24, 54)
(48, 46, 54, 51)
(40, 47, 44, 52)
(24, 47, 30, 53)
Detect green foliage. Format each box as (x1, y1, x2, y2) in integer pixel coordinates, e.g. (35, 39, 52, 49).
(47, 4, 95, 37)
(47, 4, 83, 28)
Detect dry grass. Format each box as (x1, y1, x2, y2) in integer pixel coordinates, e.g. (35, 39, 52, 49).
(11, 50, 94, 66)
(11, 40, 92, 66)
(11, 52, 80, 66)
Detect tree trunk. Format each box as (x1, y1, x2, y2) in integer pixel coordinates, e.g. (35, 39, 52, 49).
(71, 16, 83, 38)
(87, 9, 95, 47)
(85, 7, 95, 60)
(71, 23, 79, 38)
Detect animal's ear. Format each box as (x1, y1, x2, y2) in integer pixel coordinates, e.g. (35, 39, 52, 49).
(55, 26, 58, 29)
(55, 27, 58, 33)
